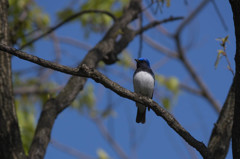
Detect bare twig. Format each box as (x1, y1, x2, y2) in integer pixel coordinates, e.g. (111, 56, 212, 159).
(138, 12, 143, 58)
(57, 36, 92, 50)
(14, 86, 62, 95)
(143, 35, 178, 58)
(175, 0, 211, 36)
(211, 0, 228, 31)
(136, 16, 184, 35)
(179, 83, 202, 96)
(38, 33, 62, 82)
(143, 7, 173, 37)
(93, 118, 129, 159)
(51, 139, 95, 159)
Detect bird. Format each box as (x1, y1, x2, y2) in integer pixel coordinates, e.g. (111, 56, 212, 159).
(133, 58, 155, 124)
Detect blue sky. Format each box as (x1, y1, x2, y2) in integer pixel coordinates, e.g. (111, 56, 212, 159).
(12, 0, 235, 158)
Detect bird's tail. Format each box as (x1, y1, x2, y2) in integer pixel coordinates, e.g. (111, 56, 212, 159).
(136, 107, 146, 124)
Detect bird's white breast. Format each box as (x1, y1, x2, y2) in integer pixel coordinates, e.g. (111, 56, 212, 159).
(133, 71, 154, 97)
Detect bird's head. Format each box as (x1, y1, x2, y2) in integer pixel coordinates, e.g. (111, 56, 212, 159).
(135, 58, 150, 68)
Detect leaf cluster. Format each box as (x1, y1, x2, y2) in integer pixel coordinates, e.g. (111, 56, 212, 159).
(57, 0, 129, 37)
(8, 0, 50, 47)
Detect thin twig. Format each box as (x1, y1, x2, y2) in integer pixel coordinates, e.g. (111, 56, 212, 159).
(175, 0, 211, 36)
(14, 86, 62, 95)
(92, 118, 129, 159)
(136, 16, 184, 35)
(179, 83, 203, 96)
(143, 6, 172, 37)
(138, 12, 143, 58)
(57, 36, 92, 50)
(143, 35, 178, 58)
(211, 0, 228, 31)
(51, 139, 95, 159)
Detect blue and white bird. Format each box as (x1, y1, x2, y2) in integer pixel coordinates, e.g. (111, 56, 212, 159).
(133, 58, 155, 124)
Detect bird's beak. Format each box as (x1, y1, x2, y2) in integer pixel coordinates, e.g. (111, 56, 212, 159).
(135, 59, 138, 62)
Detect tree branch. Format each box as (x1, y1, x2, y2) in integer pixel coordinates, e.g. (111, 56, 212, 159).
(50, 139, 95, 159)
(93, 118, 129, 159)
(1, 44, 212, 159)
(136, 16, 184, 35)
(56, 36, 92, 50)
(0, 0, 25, 158)
(208, 81, 235, 159)
(14, 86, 62, 95)
(175, 0, 211, 36)
(229, 0, 240, 158)
(0, 44, 81, 76)
(143, 35, 179, 58)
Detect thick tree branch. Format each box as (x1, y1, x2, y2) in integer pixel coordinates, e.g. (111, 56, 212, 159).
(208, 81, 235, 159)
(20, 10, 116, 49)
(229, 0, 240, 158)
(0, 0, 26, 159)
(1, 44, 212, 158)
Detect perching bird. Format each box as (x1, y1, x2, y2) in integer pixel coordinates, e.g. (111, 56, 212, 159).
(133, 58, 155, 124)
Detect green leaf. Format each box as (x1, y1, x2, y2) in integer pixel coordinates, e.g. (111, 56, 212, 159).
(72, 84, 96, 114)
(57, 8, 75, 21)
(97, 149, 110, 159)
(214, 50, 224, 69)
(155, 74, 166, 85)
(165, 77, 179, 95)
(117, 51, 132, 69)
(166, 0, 171, 7)
(72, 0, 129, 35)
(16, 100, 35, 154)
(162, 97, 171, 109)
(101, 108, 116, 118)
(216, 35, 229, 48)
(8, 0, 50, 47)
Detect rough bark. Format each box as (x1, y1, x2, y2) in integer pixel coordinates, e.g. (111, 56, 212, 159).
(208, 81, 235, 159)
(229, 0, 240, 158)
(0, 0, 25, 158)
